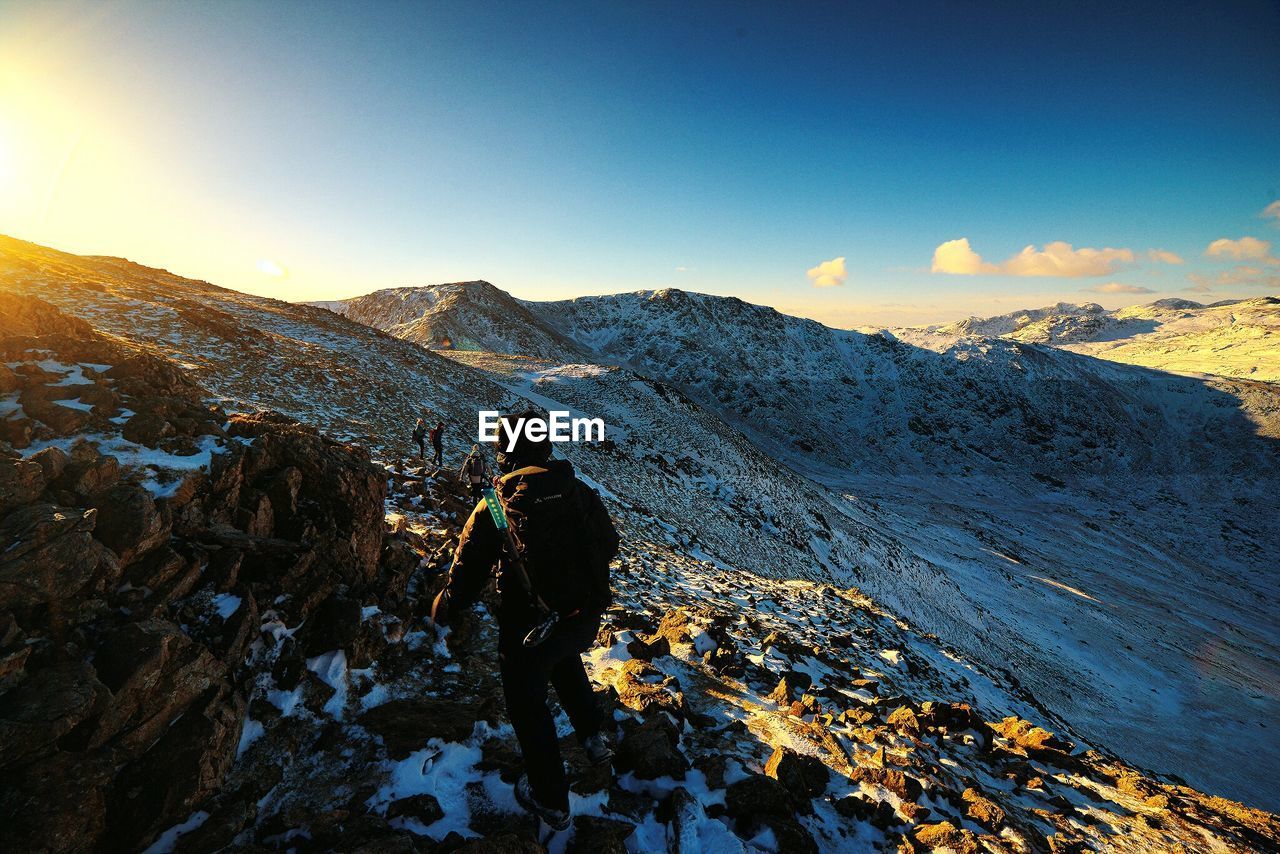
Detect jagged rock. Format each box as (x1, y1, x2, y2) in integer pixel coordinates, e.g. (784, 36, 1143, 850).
(725, 773, 796, 819)
(0, 748, 114, 852)
(912, 820, 981, 853)
(887, 705, 922, 737)
(91, 483, 172, 567)
(761, 816, 819, 854)
(171, 795, 256, 853)
(122, 411, 174, 446)
(615, 715, 688, 779)
(849, 766, 924, 802)
(568, 815, 635, 853)
(0, 660, 108, 768)
(299, 594, 362, 656)
(693, 752, 728, 789)
(961, 787, 1006, 830)
(0, 503, 112, 621)
(27, 446, 68, 482)
(835, 794, 876, 820)
(89, 619, 229, 752)
(767, 670, 812, 706)
(765, 746, 829, 800)
(625, 633, 671, 661)
(386, 793, 444, 824)
(991, 716, 1074, 759)
(0, 454, 44, 515)
(104, 687, 244, 849)
(55, 448, 121, 500)
(614, 658, 687, 719)
(655, 607, 697, 648)
(358, 697, 478, 759)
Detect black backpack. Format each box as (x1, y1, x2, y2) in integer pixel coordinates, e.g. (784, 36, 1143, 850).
(500, 466, 619, 615)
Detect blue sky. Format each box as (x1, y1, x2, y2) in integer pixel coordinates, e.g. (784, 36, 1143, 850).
(1, 0, 1277, 325)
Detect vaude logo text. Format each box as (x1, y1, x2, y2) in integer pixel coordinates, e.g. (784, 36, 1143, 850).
(478, 411, 605, 452)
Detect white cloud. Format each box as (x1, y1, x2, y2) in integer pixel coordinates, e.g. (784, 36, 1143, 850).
(931, 238, 995, 275)
(1147, 249, 1184, 264)
(806, 256, 847, 287)
(1261, 200, 1280, 224)
(931, 238, 1134, 277)
(1187, 265, 1280, 291)
(1083, 282, 1154, 294)
(1204, 236, 1272, 261)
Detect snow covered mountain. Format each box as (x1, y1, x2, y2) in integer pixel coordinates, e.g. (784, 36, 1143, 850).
(323, 281, 587, 362)
(317, 281, 1280, 814)
(925, 296, 1280, 382)
(4, 235, 1279, 851)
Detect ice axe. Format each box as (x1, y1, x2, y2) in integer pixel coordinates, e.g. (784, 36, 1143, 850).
(481, 487, 559, 647)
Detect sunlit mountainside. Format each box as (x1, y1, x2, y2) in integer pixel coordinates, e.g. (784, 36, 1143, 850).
(2, 234, 1278, 851)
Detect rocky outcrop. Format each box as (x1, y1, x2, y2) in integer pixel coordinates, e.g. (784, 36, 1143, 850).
(0, 297, 396, 852)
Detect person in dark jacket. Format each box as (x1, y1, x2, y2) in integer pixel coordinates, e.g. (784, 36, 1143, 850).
(412, 418, 427, 461)
(430, 412, 619, 831)
(458, 444, 490, 499)
(429, 421, 444, 469)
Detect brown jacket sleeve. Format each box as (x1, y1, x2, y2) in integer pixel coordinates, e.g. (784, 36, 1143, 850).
(444, 498, 501, 610)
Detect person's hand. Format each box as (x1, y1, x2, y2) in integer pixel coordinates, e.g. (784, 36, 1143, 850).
(429, 589, 450, 628)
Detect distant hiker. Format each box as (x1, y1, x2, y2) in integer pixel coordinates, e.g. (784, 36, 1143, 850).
(429, 421, 444, 469)
(412, 418, 428, 461)
(430, 411, 620, 831)
(458, 444, 489, 499)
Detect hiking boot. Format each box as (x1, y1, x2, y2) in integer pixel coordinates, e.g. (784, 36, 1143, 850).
(583, 732, 614, 767)
(514, 774, 570, 831)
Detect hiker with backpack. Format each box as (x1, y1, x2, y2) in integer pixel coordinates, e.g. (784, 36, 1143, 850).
(412, 417, 428, 461)
(429, 421, 444, 469)
(458, 444, 490, 499)
(429, 411, 620, 831)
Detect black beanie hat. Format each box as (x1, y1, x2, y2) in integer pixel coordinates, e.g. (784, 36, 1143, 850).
(495, 410, 552, 471)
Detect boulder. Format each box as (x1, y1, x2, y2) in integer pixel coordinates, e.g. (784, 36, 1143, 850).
(0, 454, 44, 515)
(913, 820, 981, 853)
(962, 787, 1006, 831)
(887, 705, 921, 737)
(91, 484, 172, 567)
(0, 661, 109, 769)
(104, 687, 244, 849)
(27, 446, 68, 482)
(358, 698, 478, 759)
(767, 670, 813, 706)
(89, 619, 229, 753)
(568, 815, 634, 854)
(724, 773, 796, 819)
(299, 594, 362, 657)
(0, 504, 111, 621)
(615, 715, 688, 780)
(765, 746, 829, 800)
(385, 793, 444, 824)
(55, 450, 121, 500)
(614, 658, 687, 720)
(848, 766, 923, 802)
(0, 749, 113, 852)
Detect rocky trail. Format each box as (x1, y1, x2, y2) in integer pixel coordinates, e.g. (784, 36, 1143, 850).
(3, 294, 1278, 852)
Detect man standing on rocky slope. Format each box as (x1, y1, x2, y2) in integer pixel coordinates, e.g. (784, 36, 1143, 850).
(429, 412, 620, 831)
(429, 420, 444, 469)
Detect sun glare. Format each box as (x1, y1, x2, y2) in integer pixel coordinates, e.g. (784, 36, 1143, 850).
(256, 258, 288, 278)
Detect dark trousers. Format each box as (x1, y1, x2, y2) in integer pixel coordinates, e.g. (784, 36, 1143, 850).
(431, 443, 443, 468)
(417, 439, 426, 460)
(499, 612, 602, 811)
